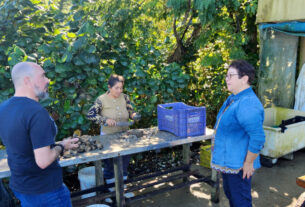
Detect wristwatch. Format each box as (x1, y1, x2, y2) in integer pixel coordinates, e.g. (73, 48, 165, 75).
(51, 143, 65, 156)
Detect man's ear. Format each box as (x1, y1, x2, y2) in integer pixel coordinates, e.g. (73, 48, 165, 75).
(24, 76, 31, 86)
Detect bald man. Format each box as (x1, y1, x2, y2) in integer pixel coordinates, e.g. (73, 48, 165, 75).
(0, 62, 79, 207)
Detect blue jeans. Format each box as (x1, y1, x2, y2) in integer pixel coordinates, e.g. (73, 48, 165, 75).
(222, 171, 252, 207)
(104, 156, 130, 179)
(13, 184, 72, 207)
(100, 126, 130, 179)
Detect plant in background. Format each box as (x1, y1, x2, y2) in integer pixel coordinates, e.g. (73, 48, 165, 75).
(0, 0, 259, 139)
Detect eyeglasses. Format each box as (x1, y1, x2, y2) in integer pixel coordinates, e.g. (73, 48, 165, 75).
(226, 73, 239, 79)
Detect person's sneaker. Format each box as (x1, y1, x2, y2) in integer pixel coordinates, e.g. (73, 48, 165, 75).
(105, 178, 115, 184)
(104, 197, 113, 203)
(124, 192, 135, 198)
(108, 186, 135, 198)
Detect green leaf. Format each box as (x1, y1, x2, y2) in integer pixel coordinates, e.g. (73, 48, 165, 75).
(64, 100, 71, 112)
(77, 115, 84, 124)
(167, 88, 173, 93)
(67, 32, 77, 38)
(121, 61, 128, 66)
(55, 64, 70, 73)
(87, 45, 96, 53)
(73, 37, 88, 50)
(61, 52, 72, 63)
(150, 96, 157, 103)
(73, 58, 85, 66)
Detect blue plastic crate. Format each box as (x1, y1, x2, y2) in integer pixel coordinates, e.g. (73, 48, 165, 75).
(157, 102, 206, 137)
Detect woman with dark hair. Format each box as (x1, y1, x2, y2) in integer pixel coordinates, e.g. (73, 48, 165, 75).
(87, 74, 139, 198)
(211, 60, 265, 207)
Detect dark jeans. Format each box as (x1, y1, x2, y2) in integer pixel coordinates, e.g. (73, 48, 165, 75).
(222, 171, 252, 207)
(13, 184, 72, 207)
(103, 156, 131, 179)
(100, 127, 131, 180)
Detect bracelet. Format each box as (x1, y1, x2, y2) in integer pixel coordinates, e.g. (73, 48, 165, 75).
(51, 143, 64, 156)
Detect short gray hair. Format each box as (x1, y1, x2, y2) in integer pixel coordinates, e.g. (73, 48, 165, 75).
(11, 62, 38, 86)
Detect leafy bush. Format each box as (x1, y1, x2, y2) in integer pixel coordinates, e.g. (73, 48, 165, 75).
(0, 0, 259, 140)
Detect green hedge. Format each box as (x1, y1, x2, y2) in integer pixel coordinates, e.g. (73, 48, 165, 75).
(0, 0, 258, 140)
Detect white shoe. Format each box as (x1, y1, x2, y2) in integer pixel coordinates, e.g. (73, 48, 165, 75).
(105, 197, 113, 203)
(106, 178, 115, 184)
(107, 176, 128, 184)
(108, 185, 134, 198)
(124, 192, 135, 198)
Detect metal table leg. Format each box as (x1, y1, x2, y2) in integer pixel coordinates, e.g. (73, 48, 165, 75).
(114, 156, 125, 207)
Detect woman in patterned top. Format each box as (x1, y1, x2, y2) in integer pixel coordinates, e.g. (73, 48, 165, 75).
(87, 74, 139, 197)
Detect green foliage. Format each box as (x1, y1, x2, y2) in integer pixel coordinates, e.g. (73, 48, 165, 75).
(0, 0, 259, 139)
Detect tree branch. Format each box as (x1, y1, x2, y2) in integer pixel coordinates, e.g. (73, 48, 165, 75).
(182, 0, 191, 25)
(181, 13, 193, 41)
(173, 17, 182, 46)
(234, 13, 241, 33)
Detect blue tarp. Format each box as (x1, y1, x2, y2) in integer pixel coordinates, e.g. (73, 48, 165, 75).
(259, 21, 305, 36)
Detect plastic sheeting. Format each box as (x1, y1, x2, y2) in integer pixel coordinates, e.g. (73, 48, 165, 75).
(294, 64, 305, 111)
(258, 28, 298, 108)
(257, 0, 305, 23)
(259, 22, 305, 37)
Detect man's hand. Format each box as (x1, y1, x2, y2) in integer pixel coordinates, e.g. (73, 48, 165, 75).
(34, 138, 79, 169)
(61, 137, 79, 150)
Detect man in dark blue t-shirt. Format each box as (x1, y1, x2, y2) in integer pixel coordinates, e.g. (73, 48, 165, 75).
(0, 62, 79, 207)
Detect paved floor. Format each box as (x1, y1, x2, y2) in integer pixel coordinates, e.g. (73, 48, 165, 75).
(130, 150, 305, 207)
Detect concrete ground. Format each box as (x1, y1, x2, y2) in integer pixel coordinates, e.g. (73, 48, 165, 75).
(129, 150, 305, 207)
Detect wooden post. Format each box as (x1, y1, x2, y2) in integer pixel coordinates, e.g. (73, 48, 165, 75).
(113, 156, 125, 207)
(211, 168, 220, 203)
(94, 160, 104, 195)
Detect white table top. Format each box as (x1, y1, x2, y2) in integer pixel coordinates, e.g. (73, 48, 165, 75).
(0, 127, 213, 179)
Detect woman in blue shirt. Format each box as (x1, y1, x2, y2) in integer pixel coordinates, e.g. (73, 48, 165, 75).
(211, 60, 265, 207)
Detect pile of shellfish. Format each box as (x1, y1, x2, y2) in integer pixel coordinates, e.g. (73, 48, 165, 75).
(62, 135, 103, 159)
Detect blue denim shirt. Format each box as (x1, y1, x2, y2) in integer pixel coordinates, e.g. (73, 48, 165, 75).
(211, 87, 265, 170)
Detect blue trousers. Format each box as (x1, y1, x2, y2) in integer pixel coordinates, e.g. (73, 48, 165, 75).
(13, 184, 72, 207)
(222, 171, 252, 207)
(103, 156, 130, 179)
(100, 126, 130, 179)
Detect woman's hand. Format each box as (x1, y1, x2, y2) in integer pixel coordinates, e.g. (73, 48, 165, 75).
(106, 118, 116, 126)
(132, 113, 141, 121)
(242, 161, 255, 179)
(242, 151, 258, 179)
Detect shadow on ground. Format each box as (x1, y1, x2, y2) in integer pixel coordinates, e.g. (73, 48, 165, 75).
(130, 150, 305, 207)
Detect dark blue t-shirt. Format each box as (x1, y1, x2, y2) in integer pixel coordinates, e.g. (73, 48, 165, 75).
(0, 97, 62, 194)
